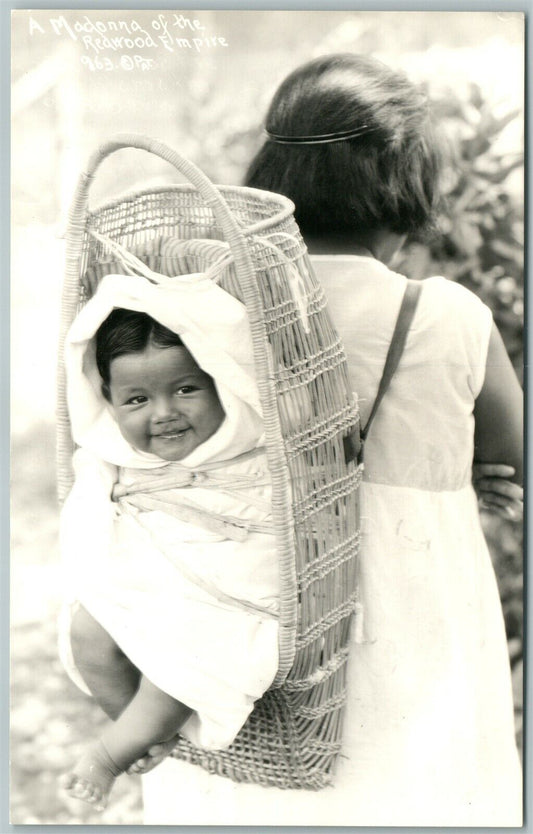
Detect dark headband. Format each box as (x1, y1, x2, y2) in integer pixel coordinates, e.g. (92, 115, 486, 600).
(265, 125, 377, 145)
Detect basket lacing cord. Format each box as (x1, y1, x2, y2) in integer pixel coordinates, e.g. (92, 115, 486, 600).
(88, 229, 309, 333)
(114, 451, 279, 619)
(248, 232, 311, 334)
(86, 228, 234, 285)
(198, 232, 311, 336)
(112, 446, 274, 543)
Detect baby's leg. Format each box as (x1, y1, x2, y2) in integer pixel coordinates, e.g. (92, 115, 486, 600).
(70, 604, 140, 720)
(63, 675, 192, 810)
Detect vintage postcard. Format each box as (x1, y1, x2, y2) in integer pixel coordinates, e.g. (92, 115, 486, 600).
(10, 8, 524, 827)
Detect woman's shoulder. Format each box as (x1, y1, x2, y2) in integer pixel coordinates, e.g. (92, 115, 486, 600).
(312, 255, 489, 311)
(406, 276, 493, 400)
(310, 255, 493, 356)
(414, 275, 493, 337)
(419, 274, 487, 305)
(310, 255, 406, 322)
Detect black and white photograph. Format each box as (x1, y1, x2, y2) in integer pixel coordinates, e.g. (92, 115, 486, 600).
(10, 8, 524, 827)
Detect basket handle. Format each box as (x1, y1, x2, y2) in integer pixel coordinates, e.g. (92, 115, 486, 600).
(57, 135, 280, 505)
(64, 133, 260, 314)
(57, 134, 275, 498)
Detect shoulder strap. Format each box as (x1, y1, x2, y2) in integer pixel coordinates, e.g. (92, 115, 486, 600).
(357, 280, 422, 464)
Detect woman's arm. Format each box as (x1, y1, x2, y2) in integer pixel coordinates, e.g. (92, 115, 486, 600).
(473, 323, 523, 485)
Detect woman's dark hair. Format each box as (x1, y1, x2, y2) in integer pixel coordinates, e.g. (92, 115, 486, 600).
(95, 308, 183, 397)
(244, 53, 443, 239)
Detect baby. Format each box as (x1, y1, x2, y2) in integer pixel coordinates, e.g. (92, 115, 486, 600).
(59, 272, 280, 810)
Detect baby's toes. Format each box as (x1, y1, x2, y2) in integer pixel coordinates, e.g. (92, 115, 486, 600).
(72, 777, 106, 809)
(70, 777, 92, 800)
(87, 785, 107, 811)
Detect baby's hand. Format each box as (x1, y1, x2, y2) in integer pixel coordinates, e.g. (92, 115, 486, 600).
(473, 463, 523, 521)
(126, 736, 179, 775)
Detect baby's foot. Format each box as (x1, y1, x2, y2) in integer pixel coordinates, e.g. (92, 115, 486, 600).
(60, 741, 122, 811)
(127, 736, 179, 775)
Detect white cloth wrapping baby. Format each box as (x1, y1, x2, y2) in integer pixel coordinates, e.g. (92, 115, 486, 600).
(59, 271, 280, 750)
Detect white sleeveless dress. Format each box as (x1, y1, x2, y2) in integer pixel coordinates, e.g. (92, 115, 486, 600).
(141, 255, 522, 827)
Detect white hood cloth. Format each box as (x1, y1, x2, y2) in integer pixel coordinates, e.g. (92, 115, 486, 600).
(59, 271, 279, 750)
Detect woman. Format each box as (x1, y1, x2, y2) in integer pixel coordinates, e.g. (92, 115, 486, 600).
(139, 53, 523, 826)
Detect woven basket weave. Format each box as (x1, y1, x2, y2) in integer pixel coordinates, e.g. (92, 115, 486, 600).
(57, 135, 362, 790)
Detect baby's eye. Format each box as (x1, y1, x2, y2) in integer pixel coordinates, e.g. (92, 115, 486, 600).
(126, 394, 147, 405)
(175, 385, 197, 395)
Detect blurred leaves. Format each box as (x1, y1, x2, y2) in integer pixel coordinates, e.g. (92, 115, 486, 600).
(417, 81, 523, 378)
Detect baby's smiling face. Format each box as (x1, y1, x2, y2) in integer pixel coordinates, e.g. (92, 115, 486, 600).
(107, 343, 225, 461)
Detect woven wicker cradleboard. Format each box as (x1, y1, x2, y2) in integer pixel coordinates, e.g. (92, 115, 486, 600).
(56, 135, 362, 790)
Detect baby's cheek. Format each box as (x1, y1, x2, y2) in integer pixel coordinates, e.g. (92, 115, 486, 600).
(204, 396, 225, 433)
(118, 415, 147, 447)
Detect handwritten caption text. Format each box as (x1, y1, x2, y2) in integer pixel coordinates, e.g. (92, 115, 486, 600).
(29, 13, 229, 69)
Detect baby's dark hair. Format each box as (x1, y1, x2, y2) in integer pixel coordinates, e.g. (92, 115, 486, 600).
(245, 53, 443, 239)
(95, 308, 183, 397)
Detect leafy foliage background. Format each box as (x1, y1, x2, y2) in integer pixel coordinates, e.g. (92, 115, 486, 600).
(11, 11, 523, 825)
